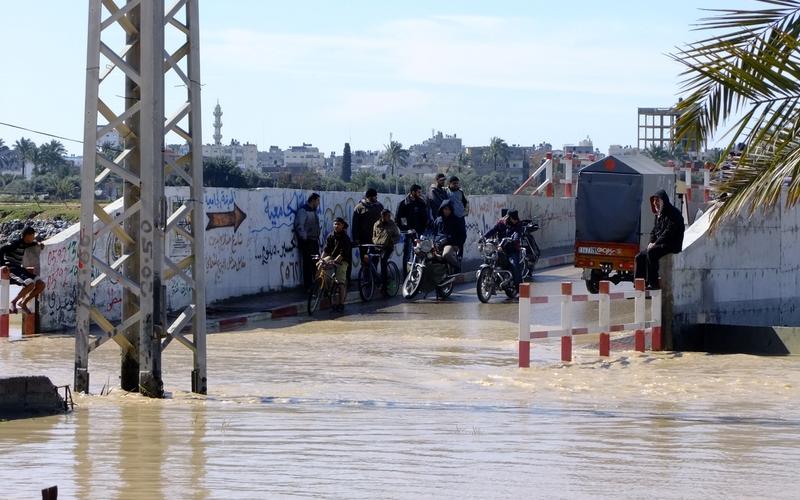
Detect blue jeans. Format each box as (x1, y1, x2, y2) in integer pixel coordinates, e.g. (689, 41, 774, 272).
(402, 236, 413, 275)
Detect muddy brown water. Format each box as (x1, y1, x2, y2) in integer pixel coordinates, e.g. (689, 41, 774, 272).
(2, 268, 799, 499)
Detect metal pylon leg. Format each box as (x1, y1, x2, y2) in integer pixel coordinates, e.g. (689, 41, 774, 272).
(76, 0, 205, 397)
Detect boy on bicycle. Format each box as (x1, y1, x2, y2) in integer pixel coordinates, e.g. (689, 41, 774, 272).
(372, 209, 401, 295)
(320, 217, 352, 312)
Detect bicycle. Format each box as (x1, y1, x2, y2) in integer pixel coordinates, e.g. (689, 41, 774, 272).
(307, 255, 344, 316)
(357, 244, 401, 302)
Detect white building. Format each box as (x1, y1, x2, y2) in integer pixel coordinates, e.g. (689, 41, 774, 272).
(202, 141, 259, 170)
(284, 143, 325, 172)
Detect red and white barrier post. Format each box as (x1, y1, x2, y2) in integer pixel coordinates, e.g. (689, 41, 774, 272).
(703, 162, 712, 202)
(518, 283, 531, 367)
(560, 282, 573, 362)
(684, 163, 693, 203)
(651, 288, 663, 351)
(0, 266, 9, 338)
(634, 278, 646, 352)
(545, 154, 554, 198)
(563, 154, 574, 198)
(598, 280, 611, 356)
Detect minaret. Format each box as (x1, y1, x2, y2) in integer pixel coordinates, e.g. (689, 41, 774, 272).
(213, 100, 223, 145)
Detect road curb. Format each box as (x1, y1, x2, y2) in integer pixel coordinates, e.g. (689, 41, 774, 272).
(205, 253, 575, 333)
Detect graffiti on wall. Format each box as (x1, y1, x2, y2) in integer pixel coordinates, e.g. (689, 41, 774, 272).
(37, 186, 575, 331)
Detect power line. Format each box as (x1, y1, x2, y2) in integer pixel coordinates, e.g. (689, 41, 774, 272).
(0, 121, 83, 144)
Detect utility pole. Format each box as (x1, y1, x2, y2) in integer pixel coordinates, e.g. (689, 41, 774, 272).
(75, 0, 206, 396)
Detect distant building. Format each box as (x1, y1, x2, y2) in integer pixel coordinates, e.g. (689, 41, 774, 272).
(284, 143, 325, 172)
(563, 136, 595, 155)
(637, 103, 698, 154)
(258, 146, 284, 172)
(97, 126, 121, 149)
(409, 131, 462, 171)
(203, 140, 259, 170)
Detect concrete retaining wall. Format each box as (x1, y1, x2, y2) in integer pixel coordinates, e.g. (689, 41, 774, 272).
(0, 376, 66, 420)
(669, 191, 800, 349)
(37, 188, 575, 331)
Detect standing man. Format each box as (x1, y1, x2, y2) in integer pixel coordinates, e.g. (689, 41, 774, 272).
(427, 173, 448, 221)
(0, 226, 46, 314)
(372, 209, 401, 294)
(447, 175, 469, 250)
(351, 188, 384, 248)
(294, 192, 321, 291)
(635, 189, 685, 289)
(396, 183, 430, 274)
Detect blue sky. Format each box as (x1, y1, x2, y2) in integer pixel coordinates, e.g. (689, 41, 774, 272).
(0, 0, 754, 155)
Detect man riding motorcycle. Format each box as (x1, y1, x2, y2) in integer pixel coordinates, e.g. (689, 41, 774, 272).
(433, 199, 465, 273)
(481, 209, 523, 289)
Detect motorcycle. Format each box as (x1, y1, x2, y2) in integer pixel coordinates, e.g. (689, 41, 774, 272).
(519, 219, 541, 281)
(476, 237, 519, 302)
(402, 236, 458, 300)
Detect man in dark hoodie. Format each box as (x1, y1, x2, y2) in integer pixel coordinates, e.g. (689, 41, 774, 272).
(635, 189, 685, 289)
(351, 188, 384, 248)
(294, 192, 321, 290)
(396, 183, 430, 274)
(433, 199, 466, 271)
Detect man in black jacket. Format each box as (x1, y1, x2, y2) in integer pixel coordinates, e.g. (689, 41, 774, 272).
(396, 184, 430, 274)
(635, 189, 685, 289)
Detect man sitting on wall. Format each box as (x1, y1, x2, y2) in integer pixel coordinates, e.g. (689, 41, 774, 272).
(0, 226, 46, 314)
(635, 190, 685, 290)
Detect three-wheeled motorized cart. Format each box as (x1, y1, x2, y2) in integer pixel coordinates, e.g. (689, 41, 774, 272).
(574, 155, 675, 293)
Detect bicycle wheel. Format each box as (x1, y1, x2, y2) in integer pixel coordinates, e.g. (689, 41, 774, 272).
(358, 264, 375, 302)
(307, 277, 324, 316)
(385, 261, 401, 297)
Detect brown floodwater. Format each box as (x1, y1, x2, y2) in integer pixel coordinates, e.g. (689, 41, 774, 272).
(2, 268, 799, 499)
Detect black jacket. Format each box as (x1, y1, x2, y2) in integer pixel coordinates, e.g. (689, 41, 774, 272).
(351, 198, 383, 245)
(396, 195, 430, 235)
(649, 189, 684, 253)
(323, 230, 353, 264)
(432, 200, 466, 248)
(427, 184, 448, 221)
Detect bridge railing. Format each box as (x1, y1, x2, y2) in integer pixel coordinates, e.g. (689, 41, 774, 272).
(517, 278, 662, 366)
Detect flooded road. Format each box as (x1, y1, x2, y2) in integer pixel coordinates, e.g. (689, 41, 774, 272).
(2, 266, 800, 499)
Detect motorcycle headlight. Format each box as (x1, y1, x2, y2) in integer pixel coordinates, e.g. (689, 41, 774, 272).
(417, 239, 433, 253)
(482, 241, 496, 257)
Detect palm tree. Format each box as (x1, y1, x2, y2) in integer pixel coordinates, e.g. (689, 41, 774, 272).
(486, 137, 510, 171)
(37, 140, 67, 174)
(383, 140, 409, 177)
(13, 138, 36, 178)
(0, 139, 16, 170)
(672, 1, 800, 227)
(645, 144, 673, 164)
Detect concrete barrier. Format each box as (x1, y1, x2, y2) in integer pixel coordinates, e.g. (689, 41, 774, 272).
(0, 376, 67, 420)
(37, 188, 576, 331)
(667, 190, 800, 350)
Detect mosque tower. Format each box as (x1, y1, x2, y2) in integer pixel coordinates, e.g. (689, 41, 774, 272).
(213, 100, 223, 146)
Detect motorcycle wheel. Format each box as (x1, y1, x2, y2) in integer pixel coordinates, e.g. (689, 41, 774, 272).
(476, 267, 494, 303)
(437, 277, 455, 299)
(585, 269, 603, 294)
(307, 277, 324, 316)
(402, 264, 422, 299)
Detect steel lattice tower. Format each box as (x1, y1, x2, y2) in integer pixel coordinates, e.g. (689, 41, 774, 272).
(75, 0, 206, 396)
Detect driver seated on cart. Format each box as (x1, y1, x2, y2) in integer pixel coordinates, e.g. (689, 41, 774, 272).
(635, 189, 684, 290)
(482, 209, 524, 288)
